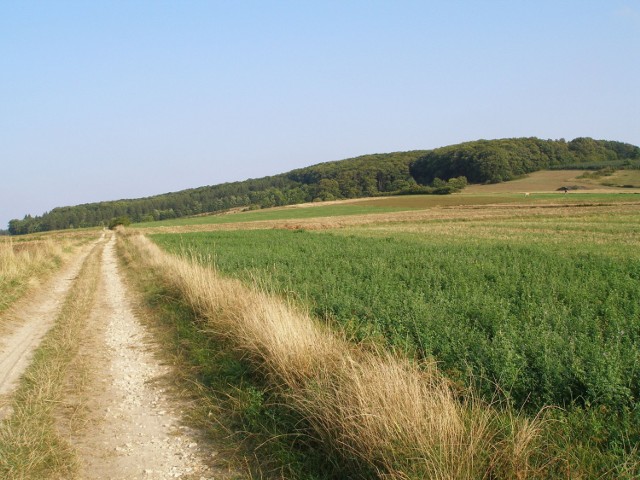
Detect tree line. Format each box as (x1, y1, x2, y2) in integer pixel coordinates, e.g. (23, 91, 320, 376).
(8, 137, 639, 234)
(8, 151, 427, 234)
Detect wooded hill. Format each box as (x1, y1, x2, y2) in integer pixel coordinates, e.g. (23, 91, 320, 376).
(9, 137, 640, 234)
(410, 137, 640, 184)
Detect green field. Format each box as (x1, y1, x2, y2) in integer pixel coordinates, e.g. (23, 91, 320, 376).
(150, 202, 640, 474)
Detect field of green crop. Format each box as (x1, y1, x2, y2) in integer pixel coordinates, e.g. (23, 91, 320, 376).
(151, 203, 640, 474)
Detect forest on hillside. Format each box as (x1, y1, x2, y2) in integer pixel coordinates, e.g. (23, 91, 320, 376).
(410, 137, 640, 184)
(9, 137, 639, 234)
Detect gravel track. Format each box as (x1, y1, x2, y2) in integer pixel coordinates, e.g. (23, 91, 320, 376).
(69, 235, 226, 479)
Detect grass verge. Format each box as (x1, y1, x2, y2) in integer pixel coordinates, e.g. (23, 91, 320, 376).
(120, 231, 558, 479)
(117, 232, 340, 478)
(0, 240, 102, 479)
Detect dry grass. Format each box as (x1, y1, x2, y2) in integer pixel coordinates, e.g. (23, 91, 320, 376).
(123, 232, 555, 479)
(134, 200, 640, 236)
(461, 170, 595, 193)
(598, 169, 640, 188)
(0, 238, 64, 293)
(0, 241, 102, 479)
(351, 204, 640, 253)
(0, 232, 99, 315)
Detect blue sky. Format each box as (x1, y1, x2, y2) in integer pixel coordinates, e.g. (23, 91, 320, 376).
(1, 1, 639, 228)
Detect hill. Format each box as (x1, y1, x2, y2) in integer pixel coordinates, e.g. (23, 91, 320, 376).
(410, 137, 640, 184)
(8, 137, 639, 234)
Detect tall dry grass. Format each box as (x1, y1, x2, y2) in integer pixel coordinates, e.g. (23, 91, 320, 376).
(0, 238, 66, 313)
(122, 233, 554, 479)
(0, 237, 62, 276)
(0, 232, 101, 314)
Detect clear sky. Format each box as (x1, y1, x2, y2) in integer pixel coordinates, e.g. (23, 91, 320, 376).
(1, 1, 639, 229)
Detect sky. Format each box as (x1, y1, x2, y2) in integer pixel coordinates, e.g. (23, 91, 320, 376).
(1, 1, 639, 229)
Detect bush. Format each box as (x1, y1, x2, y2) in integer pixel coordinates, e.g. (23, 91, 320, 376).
(108, 216, 131, 229)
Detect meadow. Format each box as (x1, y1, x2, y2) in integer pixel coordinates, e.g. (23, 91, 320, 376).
(151, 200, 640, 476)
(594, 169, 640, 188)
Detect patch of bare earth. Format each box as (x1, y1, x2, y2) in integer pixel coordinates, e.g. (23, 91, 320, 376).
(64, 235, 233, 479)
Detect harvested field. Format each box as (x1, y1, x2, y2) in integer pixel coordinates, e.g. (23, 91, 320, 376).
(135, 200, 640, 235)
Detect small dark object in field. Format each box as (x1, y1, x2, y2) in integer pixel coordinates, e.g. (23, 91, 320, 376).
(557, 185, 586, 192)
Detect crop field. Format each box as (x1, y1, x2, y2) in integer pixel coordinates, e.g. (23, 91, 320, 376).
(135, 203, 408, 228)
(134, 183, 640, 229)
(357, 191, 640, 208)
(150, 199, 640, 475)
(135, 196, 640, 239)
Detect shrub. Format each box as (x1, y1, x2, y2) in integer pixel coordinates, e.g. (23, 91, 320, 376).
(108, 216, 131, 229)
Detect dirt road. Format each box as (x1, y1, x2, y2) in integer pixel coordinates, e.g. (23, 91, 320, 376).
(1, 234, 232, 479)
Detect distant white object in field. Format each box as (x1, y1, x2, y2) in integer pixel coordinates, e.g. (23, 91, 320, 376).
(524, 192, 530, 197)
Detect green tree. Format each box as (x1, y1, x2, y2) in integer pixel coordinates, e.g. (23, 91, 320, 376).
(316, 178, 341, 200)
